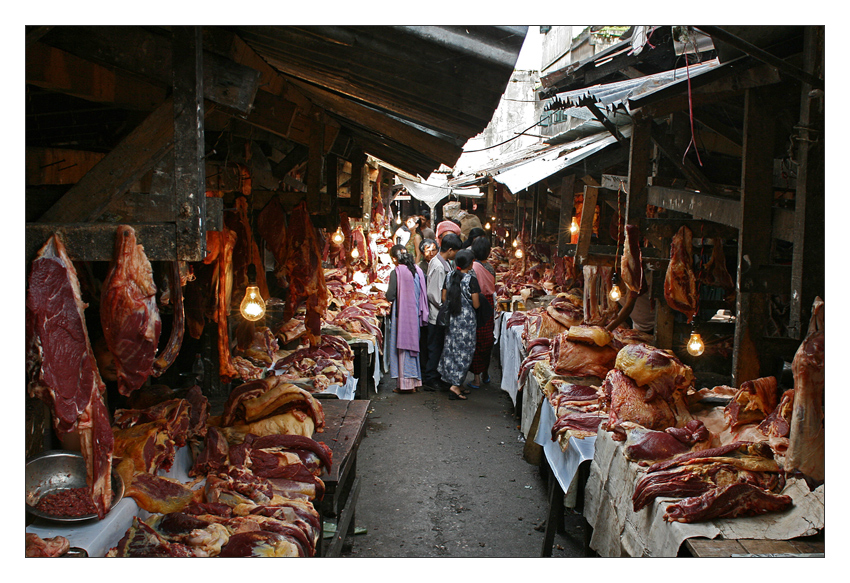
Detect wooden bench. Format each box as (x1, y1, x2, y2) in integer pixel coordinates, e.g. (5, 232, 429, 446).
(684, 538, 824, 557)
(311, 399, 370, 557)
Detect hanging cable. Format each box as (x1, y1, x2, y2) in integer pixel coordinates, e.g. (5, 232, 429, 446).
(463, 112, 555, 153)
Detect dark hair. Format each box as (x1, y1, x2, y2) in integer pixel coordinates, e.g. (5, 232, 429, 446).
(450, 218, 462, 227)
(422, 209, 430, 220)
(445, 249, 475, 315)
(390, 244, 417, 277)
(471, 235, 491, 261)
(440, 232, 462, 252)
(462, 227, 486, 248)
(420, 238, 437, 254)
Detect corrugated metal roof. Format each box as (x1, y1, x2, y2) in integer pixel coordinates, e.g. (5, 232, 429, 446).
(232, 26, 528, 176)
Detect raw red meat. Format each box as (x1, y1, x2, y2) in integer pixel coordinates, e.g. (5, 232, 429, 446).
(664, 225, 698, 322)
(582, 265, 618, 326)
(550, 333, 617, 379)
(758, 389, 794, 438)
(100, 225, 162, 396)
(663, 482, 792, 523)
(257, 197, 288, 279)
(213, 228, 239, 383)
(624, 419, 710, 463)
(280, 201, 329, 346)
(224, 195, 270, 301)
(621, 224, 643, 293)
(614, 342, 695, 402)
(551, 412, 606, 440)
(152, 260, 184, 377)
(784, 297, 825, 483)
(111, 516, 195, 557)
(603, 369, 682, 441)
(699, 238, 735, 301)
(724, 376, 778, 428)
(26, 233, 114, 519)
(25, 533, 70, 557)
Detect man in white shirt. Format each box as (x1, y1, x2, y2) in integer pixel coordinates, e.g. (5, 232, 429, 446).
(421, 232, 461, 391)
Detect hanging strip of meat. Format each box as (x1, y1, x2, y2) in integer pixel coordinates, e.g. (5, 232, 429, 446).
(257, 197, 288, 286)
(100, 225, 162, 396)
(27, 233, 114, 518)
(664, 225, 698, 322)
(699, 238, 736, 301)
(215, 228, 239, 384)
(621, 224, 643, 293)
(784, 297, 825, 484)
(281, 201, 329, 346)
(152, 261, 185, 377)
(225, 195, 270, 301)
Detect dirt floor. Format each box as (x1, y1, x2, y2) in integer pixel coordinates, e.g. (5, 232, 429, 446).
(338, 354, 592, 559)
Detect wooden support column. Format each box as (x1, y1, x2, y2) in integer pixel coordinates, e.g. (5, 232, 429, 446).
(348, 149, 366, 212)
(788, 26, 825, 338)
(326, 152, 339, 220)
(575, 185, 598, 265)
(626, 117, 652, 231)
(172, 26, 207, 261)
(557, 175, 576, 256)
(486, 180, 495, 222)
(307, 106, 325, 214)
(732, 87, 776, 386)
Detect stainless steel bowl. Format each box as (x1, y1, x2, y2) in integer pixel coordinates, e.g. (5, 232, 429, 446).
(25, 450, 124, 523)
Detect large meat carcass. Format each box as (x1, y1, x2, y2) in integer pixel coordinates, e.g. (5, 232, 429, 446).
(26, 233, 114, 519)
(664, 225, 698, 322)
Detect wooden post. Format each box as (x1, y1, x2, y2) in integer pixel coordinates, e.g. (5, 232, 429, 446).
(486, 180, 495, 222)
(307, 106, 324, 214)
(362, 161, 374, 223)
(732, 87, 776, 386)
(172, 26, 207, 261)
(557, 175, 576, 256)
(326, 152, 339, 219)
(575, 185, 598, 265)
(788, 26, 825, 338)
(626, 117, 652, 231)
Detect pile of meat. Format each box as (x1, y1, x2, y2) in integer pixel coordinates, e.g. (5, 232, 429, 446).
(270, 334, 355, 393)
(108, 377, 330, 557)
(544, 379, 608, 451)
(494, 238, 581, 305)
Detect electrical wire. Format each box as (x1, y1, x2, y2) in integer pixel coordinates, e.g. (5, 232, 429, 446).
(462, 112, 555, 153)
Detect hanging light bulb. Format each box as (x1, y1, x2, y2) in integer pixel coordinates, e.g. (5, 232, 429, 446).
(512, 238, 518, 248)
(396, 214, 402, 225)
(332, 227, 344, 245)
(570, 217, 579, 234)
(687, 331, 705, 357)
(514, 247, 524, 259)
(351, 246, 360, 259)
(608, 272, 622, 302)
(239, 264, 266, 321)
(484, 222, 491, 230)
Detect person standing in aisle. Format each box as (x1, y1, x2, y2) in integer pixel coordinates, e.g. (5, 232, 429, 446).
(420, 209, 436, 241)
(385, 245, 429, 393)
(405, 215, 423, 263)
(422, 232, 462, 391)
(438, 249, 480, 400)
(435, 219, 461, 246)
(418, 237, 438, 374)
(468, 236, 496, 390)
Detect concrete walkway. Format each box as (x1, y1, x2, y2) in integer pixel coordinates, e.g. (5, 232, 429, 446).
(339, 358, 590, 558)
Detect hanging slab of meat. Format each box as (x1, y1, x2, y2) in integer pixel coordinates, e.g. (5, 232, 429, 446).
(26, 233, 114, 519)
(583, 265, 618, 326)
(724, 376, 778, 429)
(603, 369, 683, 441)
(623, 419, 710, 464)
(100, 225, 162, 396)
(280, 200, 329, 346)
(784, 297, 825, 484)
(614, 342, 695, 402)
(699, 238, 735, 301)
(257, 197, 288, 274)
(567, 325, 612, 347)
(152, 261, 185, 377)
(621, 224, 643, 293)
(663, 482, 793, 523)
(213, 228, 239, 383)
(183, 261, 217, 340)
(664, 225, 698, 322)
(224, 195, 270, 301)
(550, 332, 617, 379)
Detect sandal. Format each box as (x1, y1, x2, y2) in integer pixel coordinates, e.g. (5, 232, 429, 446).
(466, 383, 480, 391)
(448, 388, 467, 400)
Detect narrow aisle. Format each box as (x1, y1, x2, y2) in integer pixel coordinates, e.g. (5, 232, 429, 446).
(341, 361, 588, 558)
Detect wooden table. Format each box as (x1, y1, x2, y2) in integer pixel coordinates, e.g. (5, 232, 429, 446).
(311, 399, 370, 557)
(684, 538, 825, 557)
(348, 340, 371, 399)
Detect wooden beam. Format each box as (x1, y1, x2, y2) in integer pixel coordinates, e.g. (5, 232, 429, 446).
(26, 148, 105, 186)
(26, 223, 177, 264)
(651, 117, 719, 197)
(696, 26, 823, 90)
(733, 86, 777, 385)
(326, 152, 339, 220)
(647, 185, 741, 229)
(172, 26, 207, 262)
(39, 26, 261, 112)
(26, 42, 166, 111)
(307, 107, 325, 214)
(26, 26, 53, 47)
(626, 118, 652, 230)
(788, 26, 825, 339)
(37, 97, 176, 223)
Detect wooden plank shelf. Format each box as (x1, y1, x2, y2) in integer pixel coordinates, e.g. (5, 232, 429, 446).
(685, 537, 824, 557)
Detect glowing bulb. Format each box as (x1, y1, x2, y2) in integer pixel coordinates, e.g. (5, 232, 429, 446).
(512, 238, 518, 248)
(514, 248, 524, 259)
(240, 285, 266, 321)
(332, 228, 344, 245)
(570, 218, 579, 234)
(396, 215, 402, 225)
(687, 332, 705, 357)
(351, 247, 360, 259)
(608, 283, 622, 302)
(484, 222, 491, 230)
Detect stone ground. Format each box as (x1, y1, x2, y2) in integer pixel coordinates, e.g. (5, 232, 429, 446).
(337, 353, 592, 559)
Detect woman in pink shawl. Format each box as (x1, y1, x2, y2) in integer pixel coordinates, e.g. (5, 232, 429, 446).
(385, 245, 429, 393)
(469, 236, 496, 389)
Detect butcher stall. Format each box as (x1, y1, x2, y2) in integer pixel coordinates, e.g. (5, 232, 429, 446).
(471, 25, 826, 557)
(24, 24, 527, 557)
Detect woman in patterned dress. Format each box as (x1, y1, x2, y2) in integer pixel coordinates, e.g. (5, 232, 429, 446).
(437, 249, 480, 400)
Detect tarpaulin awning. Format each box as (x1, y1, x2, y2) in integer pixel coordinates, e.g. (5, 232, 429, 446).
(398, 177, 483, 207)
